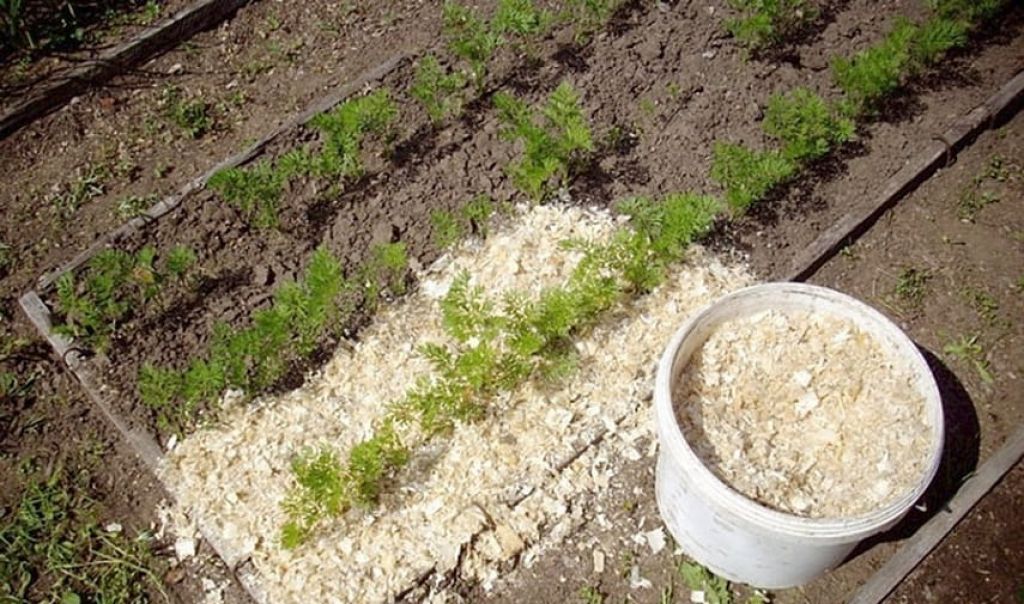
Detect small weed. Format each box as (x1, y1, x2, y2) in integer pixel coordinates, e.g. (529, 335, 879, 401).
(115, 194, 157, 220)
(578, 585, 606, 604)
(494, 82, 594, 200)
(638, 97, 657, 119)
(710, 142, 796, 212)
(943, 334, 993, 384)
(762, 87, 854, 164)
(962, 287, 1000, 326)
(725, 0, 816, 51)
(162, 86, 213, 139)
(679, 560, 732, 604)
(892, 267, 931, 308)
(443, 1, 501, 89)
(411, 54, 467, 125)
(50, 164, 108, 218)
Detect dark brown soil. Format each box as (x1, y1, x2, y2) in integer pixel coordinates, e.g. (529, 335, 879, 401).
(0, 0, 194, 111)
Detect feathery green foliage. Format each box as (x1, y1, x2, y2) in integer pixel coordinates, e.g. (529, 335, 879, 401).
(494, 82, 594, 200)
(562, 0, 623, 42)
(54, 246, 196, 350)
(443, 1, 501, 89)
(431, 210, 463, 249)
(832, 18, 917, 116)
(431, 195, 496, 248)
(210, 90, 397, 228)
(762, 87, 855, 164)
(493, 0, 552, 53)
(163, 86, 213, 139)
(927, 0, 1007, 24)
(165, 245, 197, 280)
(137, 247, 351, 433)
(281, 192, 719, 547)
(411, 54, 467, 124)
(710, 142, 796, 211)
(911, 16, 969, 66)
(725, 0, 816, 51)
(310, 89, 397, 178)
(208, 161, 284, 228)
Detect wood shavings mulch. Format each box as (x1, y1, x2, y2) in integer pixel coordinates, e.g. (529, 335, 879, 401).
(673, 309, 933, 518)
(162, 203, 754, 603)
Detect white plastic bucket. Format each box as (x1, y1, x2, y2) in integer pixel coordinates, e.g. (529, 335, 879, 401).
(654, 282, 944, 589)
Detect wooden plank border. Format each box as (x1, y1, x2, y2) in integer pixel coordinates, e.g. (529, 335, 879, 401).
(0, 0, 250, 140)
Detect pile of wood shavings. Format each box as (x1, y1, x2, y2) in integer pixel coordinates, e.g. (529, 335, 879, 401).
(674, 309, 932, 518)
(161, 204, 754, 603)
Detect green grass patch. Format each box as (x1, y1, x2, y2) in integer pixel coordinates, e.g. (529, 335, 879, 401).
(494, 82, 594, 200)
(0, 465, 163, 603)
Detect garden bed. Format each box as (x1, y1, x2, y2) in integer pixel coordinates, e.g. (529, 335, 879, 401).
(14, 0, 1024, 602)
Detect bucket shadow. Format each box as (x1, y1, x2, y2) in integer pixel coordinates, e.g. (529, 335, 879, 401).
(845, 346, 980, 560)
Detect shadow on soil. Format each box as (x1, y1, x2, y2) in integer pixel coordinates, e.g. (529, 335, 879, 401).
(845, 347, 980, 560)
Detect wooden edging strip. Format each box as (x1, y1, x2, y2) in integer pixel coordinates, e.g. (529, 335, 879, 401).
(785, 69, 1024, 282)
(847, 427, 1024, 604)
(0, 0, 250, 140)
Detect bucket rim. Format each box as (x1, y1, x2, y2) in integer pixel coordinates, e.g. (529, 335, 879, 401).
(655, 282, 945, 539)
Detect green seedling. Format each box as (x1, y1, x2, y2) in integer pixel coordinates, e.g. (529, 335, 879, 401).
(892, 267, 931, 309)
(138, 248, 349, 433)
(725, 0, 816, 51)
(927, 0, 1007, 24)
(310, 89, 398, 178)
(462, 194, 495, 236)
(54, 246, 195, 350)
(0, 465, 163, 602)
(832, 18, 918, 116)
(494, 82, 594, 200)
(943, 334, 993, 383)
(762, 87, 855, 164)
(679, 560, 732, 604)
(562, 0, 623, 43)
(911, 16, 968, 66)
(163, 86, 214, 139)
(165, 245, 197, 280)
(411, 54, 467, 124)
(208, 160, 283, 228)
(443, 1, 501, 89)
(115, 194, 157, 220)
(431, 209, 463, 249)
(50, 164, 108, 218)
(492, 0, 552, 55)
(957, 188, 999, 222)
(710, 142, 796, 211)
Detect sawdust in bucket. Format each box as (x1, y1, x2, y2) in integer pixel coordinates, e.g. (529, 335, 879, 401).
(672, 308, 933, 518)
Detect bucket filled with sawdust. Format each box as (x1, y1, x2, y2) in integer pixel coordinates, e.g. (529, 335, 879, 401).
(653, 282, 943, 589)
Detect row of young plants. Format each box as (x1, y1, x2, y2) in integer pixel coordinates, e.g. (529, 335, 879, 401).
(205, 0, 628, 229)
(710, 0, 1008, 214)
(276, 0, 1014, 548)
